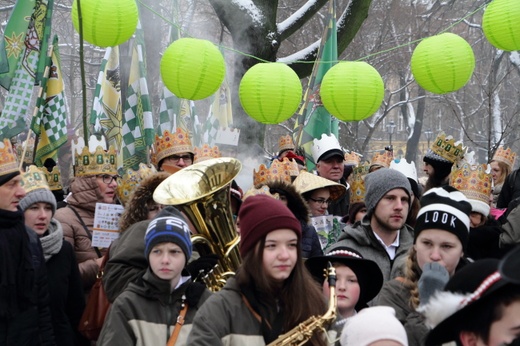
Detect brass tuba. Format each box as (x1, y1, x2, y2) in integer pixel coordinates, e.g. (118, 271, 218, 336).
(153, 157, 242, 291)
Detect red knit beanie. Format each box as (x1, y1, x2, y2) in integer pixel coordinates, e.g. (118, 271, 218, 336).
(238, 194, 301, 256)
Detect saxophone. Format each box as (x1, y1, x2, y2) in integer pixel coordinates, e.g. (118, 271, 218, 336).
(267, 263, 337, 346)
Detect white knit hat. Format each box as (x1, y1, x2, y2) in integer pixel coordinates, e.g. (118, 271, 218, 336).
(340, 306, 408, 346)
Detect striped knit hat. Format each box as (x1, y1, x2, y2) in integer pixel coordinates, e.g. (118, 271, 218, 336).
(415, 186, 471, 249)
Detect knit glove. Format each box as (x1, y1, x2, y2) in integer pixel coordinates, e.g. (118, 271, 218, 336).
(418, 262, 449, 306)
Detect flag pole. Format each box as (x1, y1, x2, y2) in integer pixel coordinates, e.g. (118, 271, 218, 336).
(76, 0, 89, 145)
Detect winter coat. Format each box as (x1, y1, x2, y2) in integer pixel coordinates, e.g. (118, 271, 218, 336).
(301, 220, 323, 259)
(497, 169, 520, 208)
(43, 220, 86, 346)
(103, 220, 150, 303)
(0, 226, 56, 346)
(98, 269, 211, 346)
(376, 279, 428, 346)
(54, 176, 108, 290)
(327, 217, 415, 282)
(499, 201, 520, 248)
(467, 217, 513, 260)
(187, 277, 267, 346)
(327, 178, 350, 218)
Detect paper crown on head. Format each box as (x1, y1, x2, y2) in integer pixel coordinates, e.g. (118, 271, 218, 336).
(428, 132, 466, 164)
(253, 159, 294, 186)
(154, 128, 194, 165)
(20, 165, 50, 194)
(194, 144, 221, 163)
(278, 135, 295, 153)
(350, 163, 371, 204)
(72, 137, 117, 176)
(389, 159, 418, 184)
(16, 137, 35, 165)
(0, 139, 19, 177)
(242, 185, 281, 201)
(449, 163, 492, 216)
(43, 165, 63, 191)
(370, 149, 394, 169)
(344, 151, 362, 166)
(117, 163, 157, 205)
(492, 146, 516, 170)
(311, 133, 343, 163)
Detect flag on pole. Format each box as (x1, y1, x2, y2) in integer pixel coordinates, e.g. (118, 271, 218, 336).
(211, 79, 233, 128)
(157, 86, 178, 135)
(294, 0, 338, 170)
(0, 0, 36, 89)
(0, 0, 52, 140)
(31, 35, 68, 166)
(121, 21, 154, 170)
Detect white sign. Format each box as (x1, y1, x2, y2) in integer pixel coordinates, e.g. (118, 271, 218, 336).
(92, 203, 124, 248)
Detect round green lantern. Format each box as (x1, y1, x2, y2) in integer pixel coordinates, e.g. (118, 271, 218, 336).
(239, 62, 302, 124)
(320, 61, 384, 121)
(160, 38, 225, 100)
(483, 0, 520, 51)
(71, 0, 138, 48)
(411, 33, 475, 94)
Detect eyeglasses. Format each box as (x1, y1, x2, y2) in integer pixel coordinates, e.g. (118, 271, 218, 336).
(97, 174, 120, 184)
(308, 197, 332, 205)
(165, 154, 193, 164)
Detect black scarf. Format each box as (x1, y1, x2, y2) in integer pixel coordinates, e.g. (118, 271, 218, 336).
(0, 207, 35, 318)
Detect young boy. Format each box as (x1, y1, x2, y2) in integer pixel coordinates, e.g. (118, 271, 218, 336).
(98, 207, 211, 345)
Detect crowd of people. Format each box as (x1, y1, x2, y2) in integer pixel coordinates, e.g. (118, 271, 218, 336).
(1, 128, 520, 346)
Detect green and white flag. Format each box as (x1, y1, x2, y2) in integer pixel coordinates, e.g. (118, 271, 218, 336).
(157, 86, 179, 135)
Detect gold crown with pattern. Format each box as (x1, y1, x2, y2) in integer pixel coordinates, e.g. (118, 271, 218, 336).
(243, 185, 281, 201)
(344, 151, 361, 166)
(449, 163, 492, 206)
(154, 128, 194, 165)
(20, 165, 50, 194)
(429, 132, 466, 164)
(253, 160, 293, 186)
(117, 163, 157, 205)
(278, 157, 299, 177)
(74, 145, 118, 176)
(43, 166, 63, 191)
(0, 139, 19, 177)
(278, 135, 295, 153)
(16, 137, 35, 165)
(370, 150, 393, 169)
(194, 144, 221, 163)
(349, 163, 371, 204)
(492, 146, 517, 170)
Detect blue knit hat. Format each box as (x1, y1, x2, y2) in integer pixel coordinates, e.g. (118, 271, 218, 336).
(144, 206, 192, 263)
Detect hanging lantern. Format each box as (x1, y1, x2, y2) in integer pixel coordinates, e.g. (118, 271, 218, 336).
(320, 61, 384, 121)
(483, 0, 520, 51)
(239, 62, 302, 124)
(160, 38, 225, 100)
(411, 33, 475, 94)
(71, 0, 138, 48)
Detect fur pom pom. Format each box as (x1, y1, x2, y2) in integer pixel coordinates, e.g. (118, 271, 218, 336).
(418, 291, 470, 328)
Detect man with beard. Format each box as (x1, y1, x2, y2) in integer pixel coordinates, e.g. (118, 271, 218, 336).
(327, 168, 414, 282)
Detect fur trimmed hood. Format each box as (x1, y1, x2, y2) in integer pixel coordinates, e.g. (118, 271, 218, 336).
(259, 179, 310, 224)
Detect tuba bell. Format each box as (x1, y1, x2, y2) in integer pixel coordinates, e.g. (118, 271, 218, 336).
(153, 157, 242, 291)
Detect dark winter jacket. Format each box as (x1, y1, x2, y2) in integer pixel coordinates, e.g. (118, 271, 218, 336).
(301, 220, 323, 259)
(467, 218, 512, 260)
(98, 269, 211, 345)
(497, 168, 520, 208)
(327, 177, 350, 218)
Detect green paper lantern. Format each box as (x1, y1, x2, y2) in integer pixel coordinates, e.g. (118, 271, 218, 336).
(411, 33, 475, 94)
(160, 38, 225, 101)
(483, 0, 520, 51)
(320, 61, 384, 121)
(239, 63, 302, 124)
(72, 0, 138, 48)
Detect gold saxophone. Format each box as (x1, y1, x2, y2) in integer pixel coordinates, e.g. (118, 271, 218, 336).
(268, 263, 337, 346)
(153, 157, 242, 291)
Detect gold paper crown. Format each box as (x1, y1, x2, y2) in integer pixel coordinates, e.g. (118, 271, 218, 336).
(20, 165, 50, 194)
(278, 157, 299, 177)
(0, 139, 19, 177)
(74, 145, 118, 176)
(243, 185, 281, 201)
(449, 163, 492, 205)
(117, 163, 157, 205)
(344, 151, 361, 166)
(278, 135, 295, 153)
(154, 128, 194, 165)
(194, 144, 221, 163)
(430, 133, 466, 164)
(16, 137, 35, 165)
(43, 166, 63, 191)
(253, 160, 293, 186)
(370, 150, 393, 169)
(492, 146, 517, 170)
(350, 163, 371, 204)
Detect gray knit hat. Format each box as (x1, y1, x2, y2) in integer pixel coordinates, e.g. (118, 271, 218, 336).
(19, 188, 57, 216)
(364, 168, 412, 213)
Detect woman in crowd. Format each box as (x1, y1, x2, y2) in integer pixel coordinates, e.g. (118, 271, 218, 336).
(187, 195, 328, 345)
(377, 186, 471, 345)
(20, 166, 86, 346)
(490, 146, 515, 208)
(306, 247, 383, 345)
